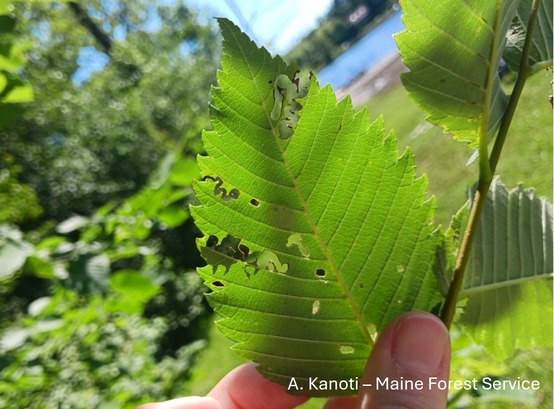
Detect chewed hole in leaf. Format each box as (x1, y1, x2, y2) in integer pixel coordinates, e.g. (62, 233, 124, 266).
(250, 198, 260, 207)
(208, 176, 240, 201)
(206, 235, 219, 247)
(339, 345, 355, 355)
(212, 281, 225, 288)
(315, 269, 326, 277)
(367, 323, 378, 343)
(211, 235, 251, 261)
(312, 300, 320, 315)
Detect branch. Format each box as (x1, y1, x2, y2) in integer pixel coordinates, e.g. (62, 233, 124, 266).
(68, 2, 112, 56)
(440, 0, 542, 328)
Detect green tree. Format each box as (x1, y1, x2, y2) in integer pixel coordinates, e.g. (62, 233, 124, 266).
(1, 0, 218, 222)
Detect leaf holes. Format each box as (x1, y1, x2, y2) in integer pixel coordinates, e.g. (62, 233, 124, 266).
(211, 176, 240, 201)
(312, 300, 320, 315)
(396, 265, 405, 273)
(339, 345, 355, 355)
(212, 281, 225, 288)
(206, 235, 219, 247)
(250, 198, 260, 207)
(367, 323, 378, 342)
(315, 269, 326, 277)
(237, 243, 250, 260)
(228, 188, 240, 200)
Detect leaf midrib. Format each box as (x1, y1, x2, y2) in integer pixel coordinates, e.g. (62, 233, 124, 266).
(228, 22, 374, 347)
(461, 272, 554, 297)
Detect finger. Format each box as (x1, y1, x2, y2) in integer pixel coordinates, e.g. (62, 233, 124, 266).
(134, 396, 221, 409)
(357, 311, 450, 409)
(208, 363, 310, 409)
(323, 396, 358, 409)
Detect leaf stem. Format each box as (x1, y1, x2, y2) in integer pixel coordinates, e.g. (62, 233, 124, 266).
(440, 0, 541, 328)
(489, 0, 541, 173)
(440, 181, 490, 328)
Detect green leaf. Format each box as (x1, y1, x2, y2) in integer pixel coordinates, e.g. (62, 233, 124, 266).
(2, 82, 33, 103)
(456, 178, 553, 360)
(158, 204, 189, 227)
(0, 227, 32, 280)
(191, 18, 441, 396)
(0, 1, 10, 15)
(66, 253, 110, 294)
(110, 270, 160, 300)
(110, 270, 161, 313)
(395, 0, 516, 147)
(56, 215, 90, 234)
(169, 158, 200, 186)
(503, 0, 553, 73)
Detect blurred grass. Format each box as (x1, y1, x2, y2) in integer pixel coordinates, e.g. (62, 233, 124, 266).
(365, 71, 553, 225)
(185, 71, 553, 408)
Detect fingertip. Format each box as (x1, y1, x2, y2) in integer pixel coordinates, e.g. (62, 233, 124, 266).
(357, 311, 450, 409)
(134, 396, 220, 409)
(209, 363, 310, 409)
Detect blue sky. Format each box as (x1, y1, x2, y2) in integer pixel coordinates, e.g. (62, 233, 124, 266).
(187, 0, 334, 54)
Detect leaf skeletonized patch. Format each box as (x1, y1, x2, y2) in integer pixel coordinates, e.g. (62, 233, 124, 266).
(191, 18, 441, 396)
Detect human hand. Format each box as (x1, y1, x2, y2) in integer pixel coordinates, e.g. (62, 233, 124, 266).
(135, 311, 450, 409)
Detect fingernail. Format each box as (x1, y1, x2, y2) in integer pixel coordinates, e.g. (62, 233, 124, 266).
(390, 312, 448, 375)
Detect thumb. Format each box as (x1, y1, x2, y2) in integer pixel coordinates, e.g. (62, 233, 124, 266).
(357, 311, 450, 409)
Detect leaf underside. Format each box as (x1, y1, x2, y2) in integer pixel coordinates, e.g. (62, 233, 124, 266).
(395, 0, 516, 147)
(450, 178, 553, 360)
(503, 0, 553, 73)
(192, 19, 441, 396)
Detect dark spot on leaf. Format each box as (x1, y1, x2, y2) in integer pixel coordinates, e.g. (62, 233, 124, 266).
(228, 188, 240, 200)
(359, 282, 365, 288)
(292, 74, 300, 92)
(269, 80, 273, 84)
(206, 235, 219, 247)
(237, 243, 250, 260)
(315, 269, 326, 277)
(212, 280, 225, 288)
(250, 198, 260, 207)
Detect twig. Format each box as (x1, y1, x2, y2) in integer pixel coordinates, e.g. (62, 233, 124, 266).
(440, 0, 541, 328)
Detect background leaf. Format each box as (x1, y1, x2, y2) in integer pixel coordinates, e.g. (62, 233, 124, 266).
(503, 0, 553, 73)
(454, 178, 553, 360)
(395, 0, 517, 147)
(0, 225, 32, 280)
(192, 18, 441, 396)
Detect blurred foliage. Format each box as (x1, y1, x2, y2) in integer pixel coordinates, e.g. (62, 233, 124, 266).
(286, 0, 396, 70)
(0, 1, 219, 407)
(1, 0, 219, 222)
(0, 289, 205, 409)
